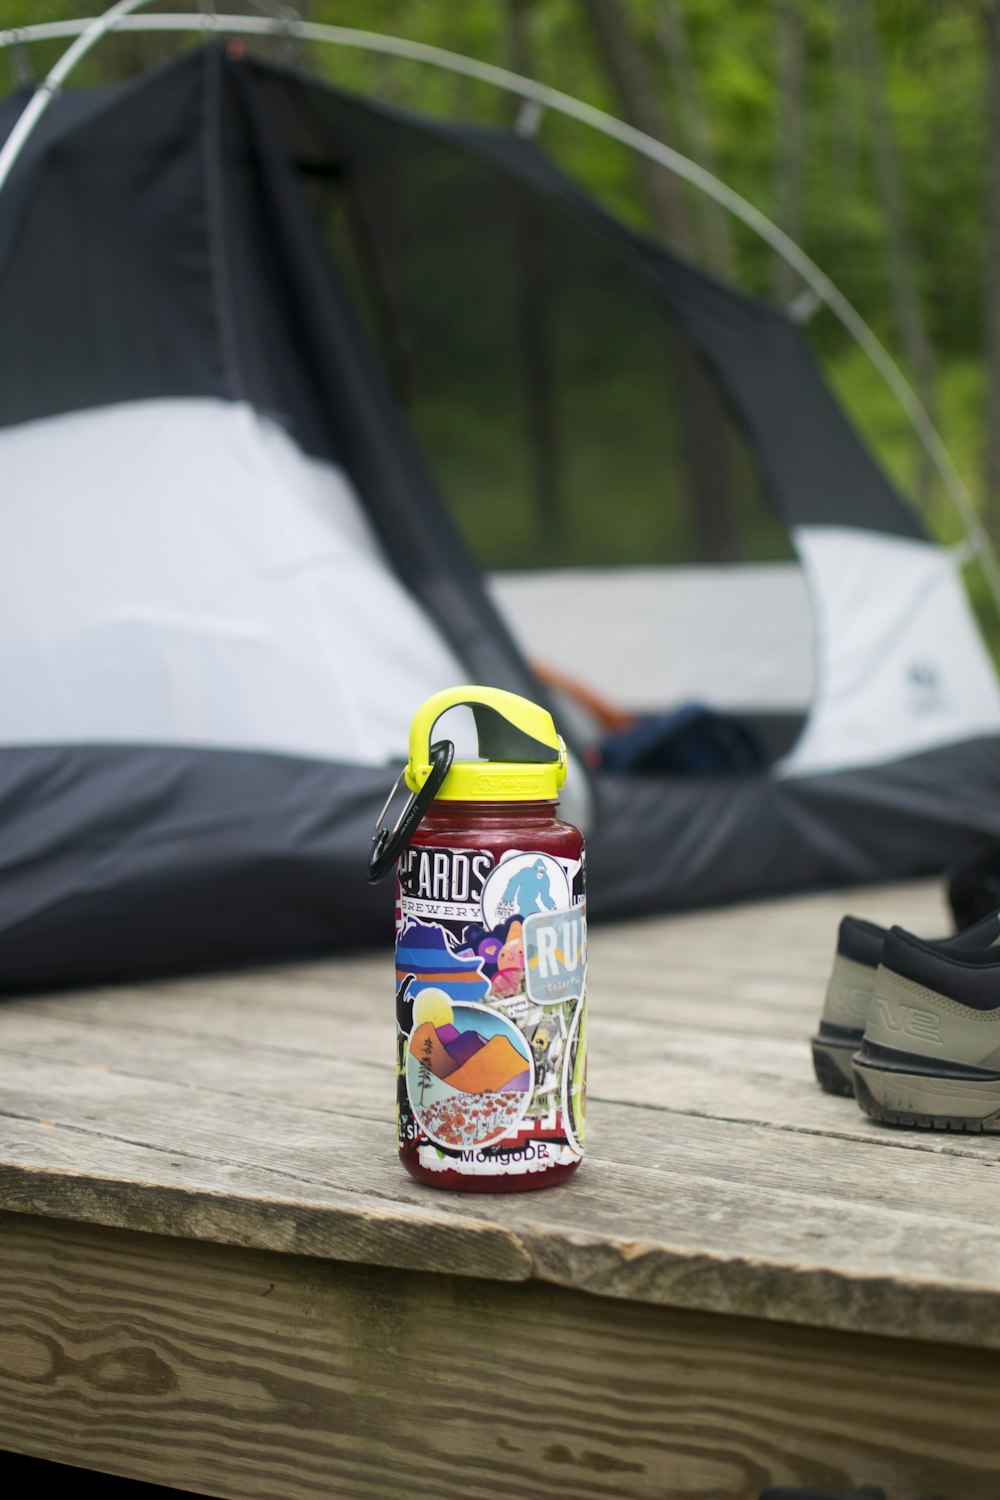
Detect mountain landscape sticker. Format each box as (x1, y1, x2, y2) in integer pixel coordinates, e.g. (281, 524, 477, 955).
(405, 993, 534, 1151)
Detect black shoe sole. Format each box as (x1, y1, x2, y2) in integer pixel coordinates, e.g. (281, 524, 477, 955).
(853, 1062, 1000, 1132)
(810, 1034, 859, 1097)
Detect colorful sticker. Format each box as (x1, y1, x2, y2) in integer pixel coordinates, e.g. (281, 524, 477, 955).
(397, 847, 494, 925)
(395, 916, 490, 1002)
(405, 997, 533, 1151)
(396, 845, 586, 1177)
(562, 994, 587, 1156)
(481, 852, 571, 929)
(523, 907, 587, 1005)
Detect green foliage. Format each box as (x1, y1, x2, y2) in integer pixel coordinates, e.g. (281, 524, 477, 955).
(306, 0, 993, 541)
(2, 0, 996, 570)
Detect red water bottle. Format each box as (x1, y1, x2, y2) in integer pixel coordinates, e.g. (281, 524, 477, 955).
(370, 687, 587, 1192)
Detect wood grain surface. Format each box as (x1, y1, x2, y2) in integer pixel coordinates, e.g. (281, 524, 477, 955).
(4, 879, 1000, 1498)
(2, 1213, 999, 1500)
(4, 880, 1000, 1352)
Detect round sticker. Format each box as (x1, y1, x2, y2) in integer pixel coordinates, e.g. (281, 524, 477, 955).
(405, 995, 535, 1151)
(481, 852, 571, 931)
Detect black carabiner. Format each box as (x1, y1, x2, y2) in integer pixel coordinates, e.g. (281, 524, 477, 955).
(367, 739, 454, 885)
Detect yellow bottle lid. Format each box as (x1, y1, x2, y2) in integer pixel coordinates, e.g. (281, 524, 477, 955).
(405, 685, 566, 802)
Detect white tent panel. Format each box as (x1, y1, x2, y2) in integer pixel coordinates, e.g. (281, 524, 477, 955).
(781, 525, 1000, 776)
(0, 398, 467, 765)
(489, 564, 815, 713)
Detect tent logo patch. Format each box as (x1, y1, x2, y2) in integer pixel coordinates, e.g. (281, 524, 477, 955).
(906, 659, 949, 717)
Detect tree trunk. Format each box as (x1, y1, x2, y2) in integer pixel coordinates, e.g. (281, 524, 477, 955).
(856, 0, 937, 512)
(984, 0, 1000, 538)
(581, 0, 695, 258)
(582, 0, 735, 560)
(503, 0, 560, 555)
(773, 0, 805, 306)
(829, 0, 862, 197)
(652, 0, 736, 280)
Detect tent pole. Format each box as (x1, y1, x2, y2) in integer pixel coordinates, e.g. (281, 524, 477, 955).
(0, 2, 159, 200)
(2, 10, 999, 622)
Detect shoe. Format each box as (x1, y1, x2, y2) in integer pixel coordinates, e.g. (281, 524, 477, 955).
(811, 908, 1000, 1098)
(811, 916, 886, 1096)
(853, 924, 1000, 1130)
(947, 836, 1000, 930)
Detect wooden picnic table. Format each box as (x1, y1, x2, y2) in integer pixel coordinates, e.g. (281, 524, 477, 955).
(1, 878, 999, 1499)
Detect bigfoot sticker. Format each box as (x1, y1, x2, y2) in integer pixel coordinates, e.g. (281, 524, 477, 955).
(481, 852, 571, 928)
(396, 845, 586, 1176)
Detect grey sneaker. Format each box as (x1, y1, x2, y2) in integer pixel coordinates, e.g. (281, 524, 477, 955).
(854, 922, 1000, 1130)
(811, 917, 886, 1096)
(811, 909, 1000, 1097)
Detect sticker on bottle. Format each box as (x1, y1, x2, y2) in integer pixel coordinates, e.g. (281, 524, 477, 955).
(396, 846, 586, 1176)
(405, 997, 534, 1151)
(523, 907, 587, 1005)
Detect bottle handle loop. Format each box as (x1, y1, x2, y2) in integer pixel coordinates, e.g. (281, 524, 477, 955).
(367, 739, 454, 885)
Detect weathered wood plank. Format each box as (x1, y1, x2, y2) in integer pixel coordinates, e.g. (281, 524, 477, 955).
(5, 1031, 1000, 1236)
(5, 1054, 1000, 1347)
(9, 989, 1000, 1166)
(18, 973, 824, 1032)
(1, 1214, 998, 1500)
(4, 876, 997, 1354)
(80, 878, 947, 1007)
(0, 1116, 533, 1283)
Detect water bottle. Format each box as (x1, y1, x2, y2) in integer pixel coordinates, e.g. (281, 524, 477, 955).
(370, 686, 587, 1192)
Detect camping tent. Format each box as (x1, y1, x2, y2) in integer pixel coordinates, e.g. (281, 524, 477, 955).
(1, 43, 999, 990)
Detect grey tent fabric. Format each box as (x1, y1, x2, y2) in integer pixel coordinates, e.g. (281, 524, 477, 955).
(0, 47, 998, 991)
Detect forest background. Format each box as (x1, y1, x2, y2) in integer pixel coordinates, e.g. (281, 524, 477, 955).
(4, 0, 1000, 607)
